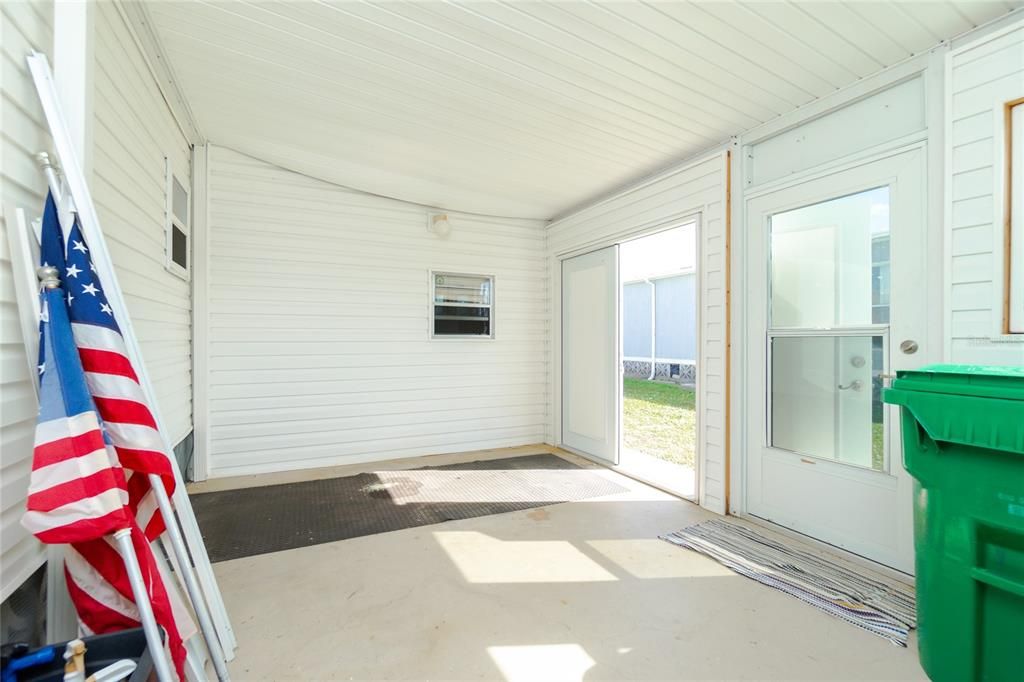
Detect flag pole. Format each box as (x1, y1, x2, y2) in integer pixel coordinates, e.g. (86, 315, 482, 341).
(111, 528, 176, 682)
(29, 53, 234, 679)
(147, 473, 230, 682)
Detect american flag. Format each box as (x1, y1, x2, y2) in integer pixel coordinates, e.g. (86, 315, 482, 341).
(21, 263, 131, 543)
(22, 194, 192, 679)
(44, 199, 178, 541)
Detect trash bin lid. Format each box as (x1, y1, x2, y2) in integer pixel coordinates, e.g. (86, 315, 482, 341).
(889, 364, 1024, 401)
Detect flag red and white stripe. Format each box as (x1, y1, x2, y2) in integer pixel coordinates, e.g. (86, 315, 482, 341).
(22, 410, 130, 544)
(72, 320, 177, 539)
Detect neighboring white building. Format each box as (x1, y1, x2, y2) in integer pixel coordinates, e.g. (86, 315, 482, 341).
(621, 225, 699, 381)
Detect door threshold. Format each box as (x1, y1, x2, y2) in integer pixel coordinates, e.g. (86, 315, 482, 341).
(614, 449, 697, 502)
(554, 445, 697, 503)
(736, 512, 915, 587)
(612, 463, 697, 503)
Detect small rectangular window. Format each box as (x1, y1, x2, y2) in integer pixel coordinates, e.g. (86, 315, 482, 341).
(431, 272, 493, 338)
(165, 157, 189, 280)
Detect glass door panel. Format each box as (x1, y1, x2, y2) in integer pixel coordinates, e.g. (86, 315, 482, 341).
(767, 186, 890, 472)
(770, 335, 885, 471)
(770, 187, 890, 328)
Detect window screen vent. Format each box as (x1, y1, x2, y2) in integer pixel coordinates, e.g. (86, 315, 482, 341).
(431, 272, 494, 338)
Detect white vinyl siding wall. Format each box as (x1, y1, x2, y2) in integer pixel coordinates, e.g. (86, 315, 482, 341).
(202, 146, 549, 478)
(947, 20, 1024, 364)
(92, 2, 193, 442)
(0, 0, 52, 602)
(547, 151, 729, 514)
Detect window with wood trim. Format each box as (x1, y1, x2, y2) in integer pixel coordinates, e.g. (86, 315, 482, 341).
(1007, 99, 1023, 333)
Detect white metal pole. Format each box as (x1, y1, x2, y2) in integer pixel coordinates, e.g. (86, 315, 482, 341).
(148, 474, 230, 681)
(646, 279, 656, 381)
(37, 152, 62, 204)
(111, 529, 175, 682)
(27, 52, 236, 670)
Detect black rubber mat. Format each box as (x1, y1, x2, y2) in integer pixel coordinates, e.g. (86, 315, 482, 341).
(190, 454, 627, 562)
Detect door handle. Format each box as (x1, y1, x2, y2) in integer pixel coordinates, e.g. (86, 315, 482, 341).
(899, 340, 919, 354)
(837, 380, 863, 391)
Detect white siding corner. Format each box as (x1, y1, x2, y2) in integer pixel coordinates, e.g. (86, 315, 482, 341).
(0, 0, 53, 602)
(92, 2, 194, 442)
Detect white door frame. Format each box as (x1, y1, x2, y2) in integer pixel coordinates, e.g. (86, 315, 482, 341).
(728, 47, 947, 517)
(745, 147, 928, 572)
(554, 216, 703, 492)
(731, 138, 944, 568)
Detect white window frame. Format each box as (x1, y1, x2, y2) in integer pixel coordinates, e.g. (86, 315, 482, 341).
(165, 156, 190, 281)
(430, 270, 495, 339)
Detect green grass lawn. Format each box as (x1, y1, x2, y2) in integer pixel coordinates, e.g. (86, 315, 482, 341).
(623, 378, 885, 471)
(622, 378, 697, 468)
(872, 422, 884, 471)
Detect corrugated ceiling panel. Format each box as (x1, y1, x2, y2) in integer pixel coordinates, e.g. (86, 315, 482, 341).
(148, 1, 1020, 219)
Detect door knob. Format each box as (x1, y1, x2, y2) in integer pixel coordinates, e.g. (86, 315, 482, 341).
(900, 340, 919, 354)
(837, 380, 863, 391)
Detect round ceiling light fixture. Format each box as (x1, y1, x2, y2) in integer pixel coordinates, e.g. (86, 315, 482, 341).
(428, 213, 452, 238)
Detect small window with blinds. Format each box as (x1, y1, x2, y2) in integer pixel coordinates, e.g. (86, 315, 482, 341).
(165, 157, 190, 280)
(431, 272, 494, 338)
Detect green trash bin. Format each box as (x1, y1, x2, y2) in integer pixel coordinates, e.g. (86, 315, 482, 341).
(884, 365, 1024, 682)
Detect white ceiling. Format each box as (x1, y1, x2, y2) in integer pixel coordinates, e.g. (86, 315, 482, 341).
(148, 1, 1020, 219)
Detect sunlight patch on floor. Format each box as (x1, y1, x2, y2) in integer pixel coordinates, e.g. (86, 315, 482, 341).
(433, 531, 618, 583)
(361, 467, 621, 505)
(585, 538, 735, 579)
(488, 644, 595, 682)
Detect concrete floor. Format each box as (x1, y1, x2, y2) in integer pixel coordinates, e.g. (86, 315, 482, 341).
(617, 447, 696, 500)
(203, 446, 926, 681)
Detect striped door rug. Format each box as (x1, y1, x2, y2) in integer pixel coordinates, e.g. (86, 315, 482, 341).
(661, 519, 917, 646)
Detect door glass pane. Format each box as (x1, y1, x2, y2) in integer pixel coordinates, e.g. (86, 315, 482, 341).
(771, 335, 885, 471)
(770, 187, 890, 328)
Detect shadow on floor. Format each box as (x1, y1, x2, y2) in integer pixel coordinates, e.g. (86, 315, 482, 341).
(190, 454, 628, 562)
